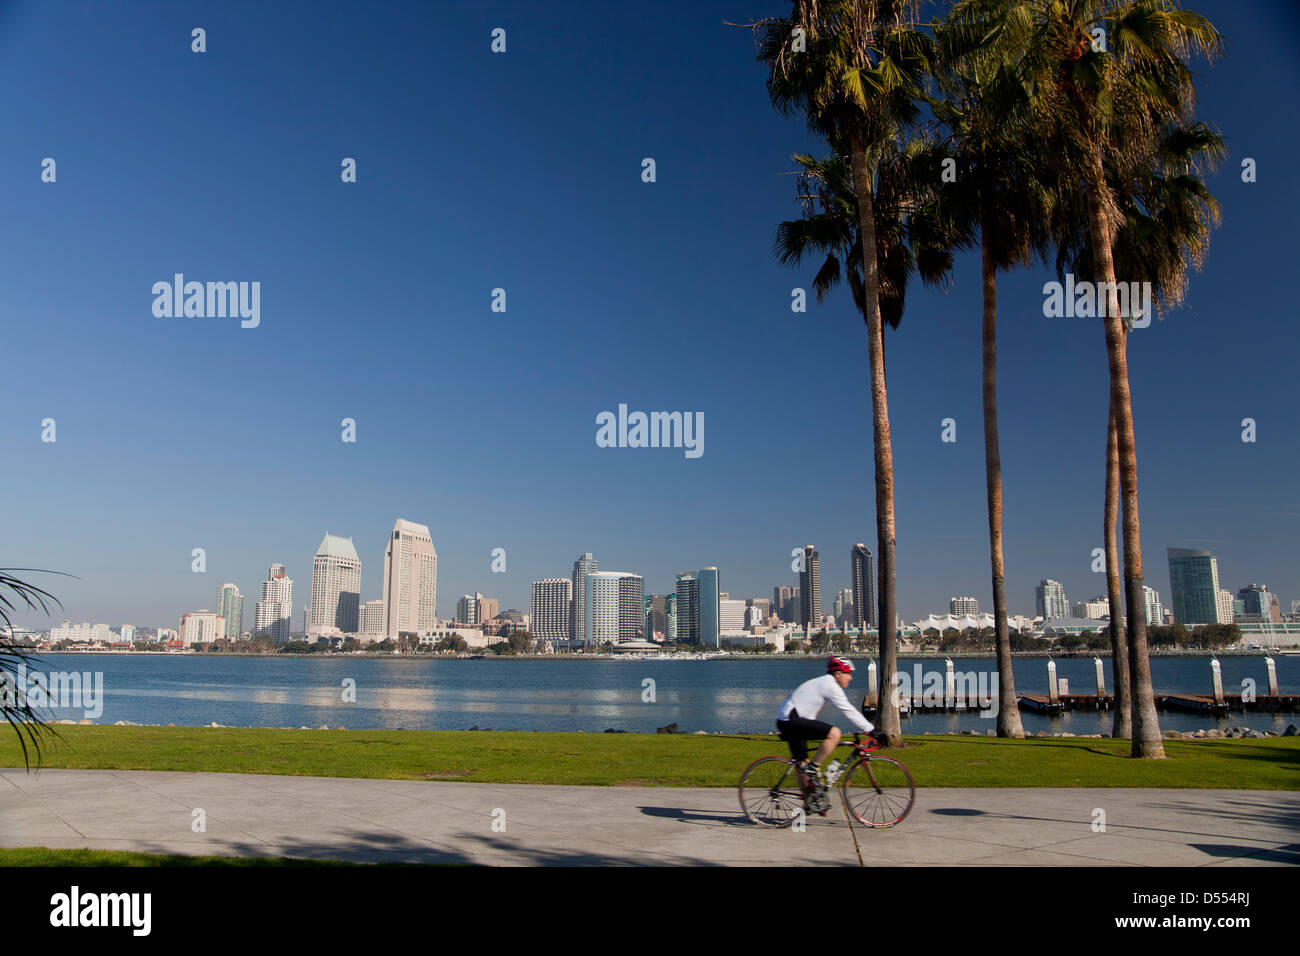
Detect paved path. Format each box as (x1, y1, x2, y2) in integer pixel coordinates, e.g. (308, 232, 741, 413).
(2, 769, 1297, 866)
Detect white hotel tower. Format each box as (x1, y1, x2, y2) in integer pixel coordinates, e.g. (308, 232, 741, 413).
(308, 534, 362, 636)
(382, 519, 438, 637)
(254, 564, 294, 642)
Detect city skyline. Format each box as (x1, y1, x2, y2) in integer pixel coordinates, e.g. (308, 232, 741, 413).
(2, 1, 1296, 633)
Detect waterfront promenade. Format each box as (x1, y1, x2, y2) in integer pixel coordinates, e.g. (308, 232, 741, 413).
(2, 768, 1296, 866)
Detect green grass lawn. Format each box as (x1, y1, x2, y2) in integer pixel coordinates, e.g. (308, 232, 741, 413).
(1, 725, 1296, 789)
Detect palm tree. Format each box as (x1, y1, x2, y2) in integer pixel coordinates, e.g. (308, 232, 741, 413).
(756, 0, 932, 746)
(1055, 116, 1225, 737)
(1, 569, 65, 768)
(949, 0, 1222, 757)
(929, 16, 1070, 738)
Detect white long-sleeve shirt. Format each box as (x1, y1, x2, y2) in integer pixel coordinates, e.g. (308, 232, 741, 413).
(777, 674, 875, 733)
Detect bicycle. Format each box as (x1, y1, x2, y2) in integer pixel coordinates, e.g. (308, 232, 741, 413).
(738, 732, 915, 829)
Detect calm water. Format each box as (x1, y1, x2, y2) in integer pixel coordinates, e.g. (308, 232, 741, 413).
(18, 653, 1300, 735)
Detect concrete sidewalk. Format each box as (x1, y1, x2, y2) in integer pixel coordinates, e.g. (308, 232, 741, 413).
(2, 768, 1297, 866)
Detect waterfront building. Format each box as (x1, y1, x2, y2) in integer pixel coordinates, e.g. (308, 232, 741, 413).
(1035, 580, 1068, 620)
(799, 546, 821, 630)
(361, 599, 385, 637)
(215, 583, 244, 640)
(308, 534, 361, 636)
(254, 564, 294, 642)
(119, 624, 136, 643)
(1217, 589, 1235, 625)
(179, 610, 225, 646)
(1167, 548, 1222, 626)
(457, 594, 481, 625)
(571, 553, 597, 643)
(531, 578, 573, 644)
(850, 544, 875, 627)
(49, 622, 113, 644)
(950, 596, 979, 616)
(720, 598, 746, 632)
(1072, 598, 1109, 619)
(382, 519, 438, 637)
(1236, 584, 1273, 621)
(1143, 586, 1162, 626)
(585, 572, 644, 646)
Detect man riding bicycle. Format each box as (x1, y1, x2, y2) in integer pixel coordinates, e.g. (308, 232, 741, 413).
(776, 657, 880, 799)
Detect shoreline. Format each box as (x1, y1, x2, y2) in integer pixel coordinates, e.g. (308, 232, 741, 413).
(18, 648, 1293, 660)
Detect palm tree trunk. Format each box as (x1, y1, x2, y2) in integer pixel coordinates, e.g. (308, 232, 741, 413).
(981, 225, 1023, 737)
(850, 135, 900, 746)
(1105, 397, 1132, 738)
(1086, 154, 1164, 758)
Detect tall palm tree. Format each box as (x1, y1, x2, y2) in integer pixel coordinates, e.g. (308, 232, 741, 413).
(949, 0, 1222, 757)
(1055, 116, 1225, 738)
(930, 17, 1067, 738)
(757, 0, 932, 746)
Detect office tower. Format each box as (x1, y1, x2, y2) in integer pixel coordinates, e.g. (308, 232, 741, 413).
(851, 544, 876, 627)
(772, 585, 794, 622)
(571, 553, 598, 643)
(585, 572, 643, 646)
(457, 594, 481, 625)
(720, 598, 746, 632)
(1035, 579, 1068, 620)
(699, 568, 720, 647)
(477, 596, 499, 623)
(1167, 548, 1221, 626)
(382, 519, 438, 637)
(1235, 584, 1273, 621)
(1143, 586, 1162, 626)
(309, 534, 361, 635)
(950, 596, 979, 615)
(745, 605, 763, 628)
(647, 594, 669, 637)
(531, 578, 572, 643)
(119, 624, 136, 643)
(1216, 589, 1235, 624)
(665, 592, 677, 642)
(835, 589, 853, 621)
(360, 600, 385, 636)
(255, 564, 294, 642)
(799, 546, 821, 629)
(215, 583, 244, 640)
(746, 597, 770, 624)
(676, 574, 700, 644)
(179, 611, 225, 646)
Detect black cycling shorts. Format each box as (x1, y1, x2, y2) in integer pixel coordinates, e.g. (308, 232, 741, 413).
(775, 709, 834, 761)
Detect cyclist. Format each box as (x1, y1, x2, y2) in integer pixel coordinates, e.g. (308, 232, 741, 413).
(776, 657, 879, 796)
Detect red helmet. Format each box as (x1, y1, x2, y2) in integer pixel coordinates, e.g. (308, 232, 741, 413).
(827, 656, 855, 675)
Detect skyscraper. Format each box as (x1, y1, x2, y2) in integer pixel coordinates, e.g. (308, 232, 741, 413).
(382, 519, 438, 637)
(699, 567, 720, 647)
(1143, 586, 1162, 626)
(254, 564, 294, 642)
(457, 594, 481, 625)
(308, 534, 361, 636)
(850, 544, 875, 628)
(584, 572, 644, 646)
(571, 553, 597, 643)
(531, 578, 572, 644)
(1167, 548, 1221, 626)
(361, 599, 385, 637)
(1236, 584, 1273, 621)
(1216, 589, 1235, 624)
(216, 583, 244, 640)
(1035, 579, 1068, 620)
(799, 546, 820, 629)
(676, 574, 700, 644)
(665, 592, 677, 642)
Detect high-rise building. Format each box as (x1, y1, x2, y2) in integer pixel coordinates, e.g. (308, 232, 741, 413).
(119, 624, 136, 643)
(215, 583, 244, 640)
(676, 574, 700, 644)
(1235, 584, 1273, 622)
(1035, 579, 1068, 620)
(478, 596, 499, 624)
(850, 544, 875, 627)
(834, 589, 854, 622)
(255, 564, 294, 642)
(361, 600, 385, 637)
(382, 519, 438, 637)
(747, 598, 770, 624)
(571, 553, 597, 643)
(1072, 597, 1109, 619)
(799, 546, 821, 629)
(720, 598, 746, 632)
(647, 594, 670, 638)
(950, 596, 979, 615)
(1167, 548, 1221, 626)
(309, 534, 361, 636)
(665, 592, 677, 642)
(532, 578, 572, 643)
(457, 594, 481, 625)
(585, 572, 643, 646)
(699, 568, 720, 647)
(1143, 586, 1162, 626)
(179, 610, 225, 646)
(1216, 589, 1235, 624)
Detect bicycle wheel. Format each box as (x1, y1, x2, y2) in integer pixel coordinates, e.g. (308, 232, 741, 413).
(840, 755, 914, 828)
(739, 756, 806, 828)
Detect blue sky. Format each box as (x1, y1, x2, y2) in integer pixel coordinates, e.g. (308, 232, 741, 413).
(2, 0, 1297, 629)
